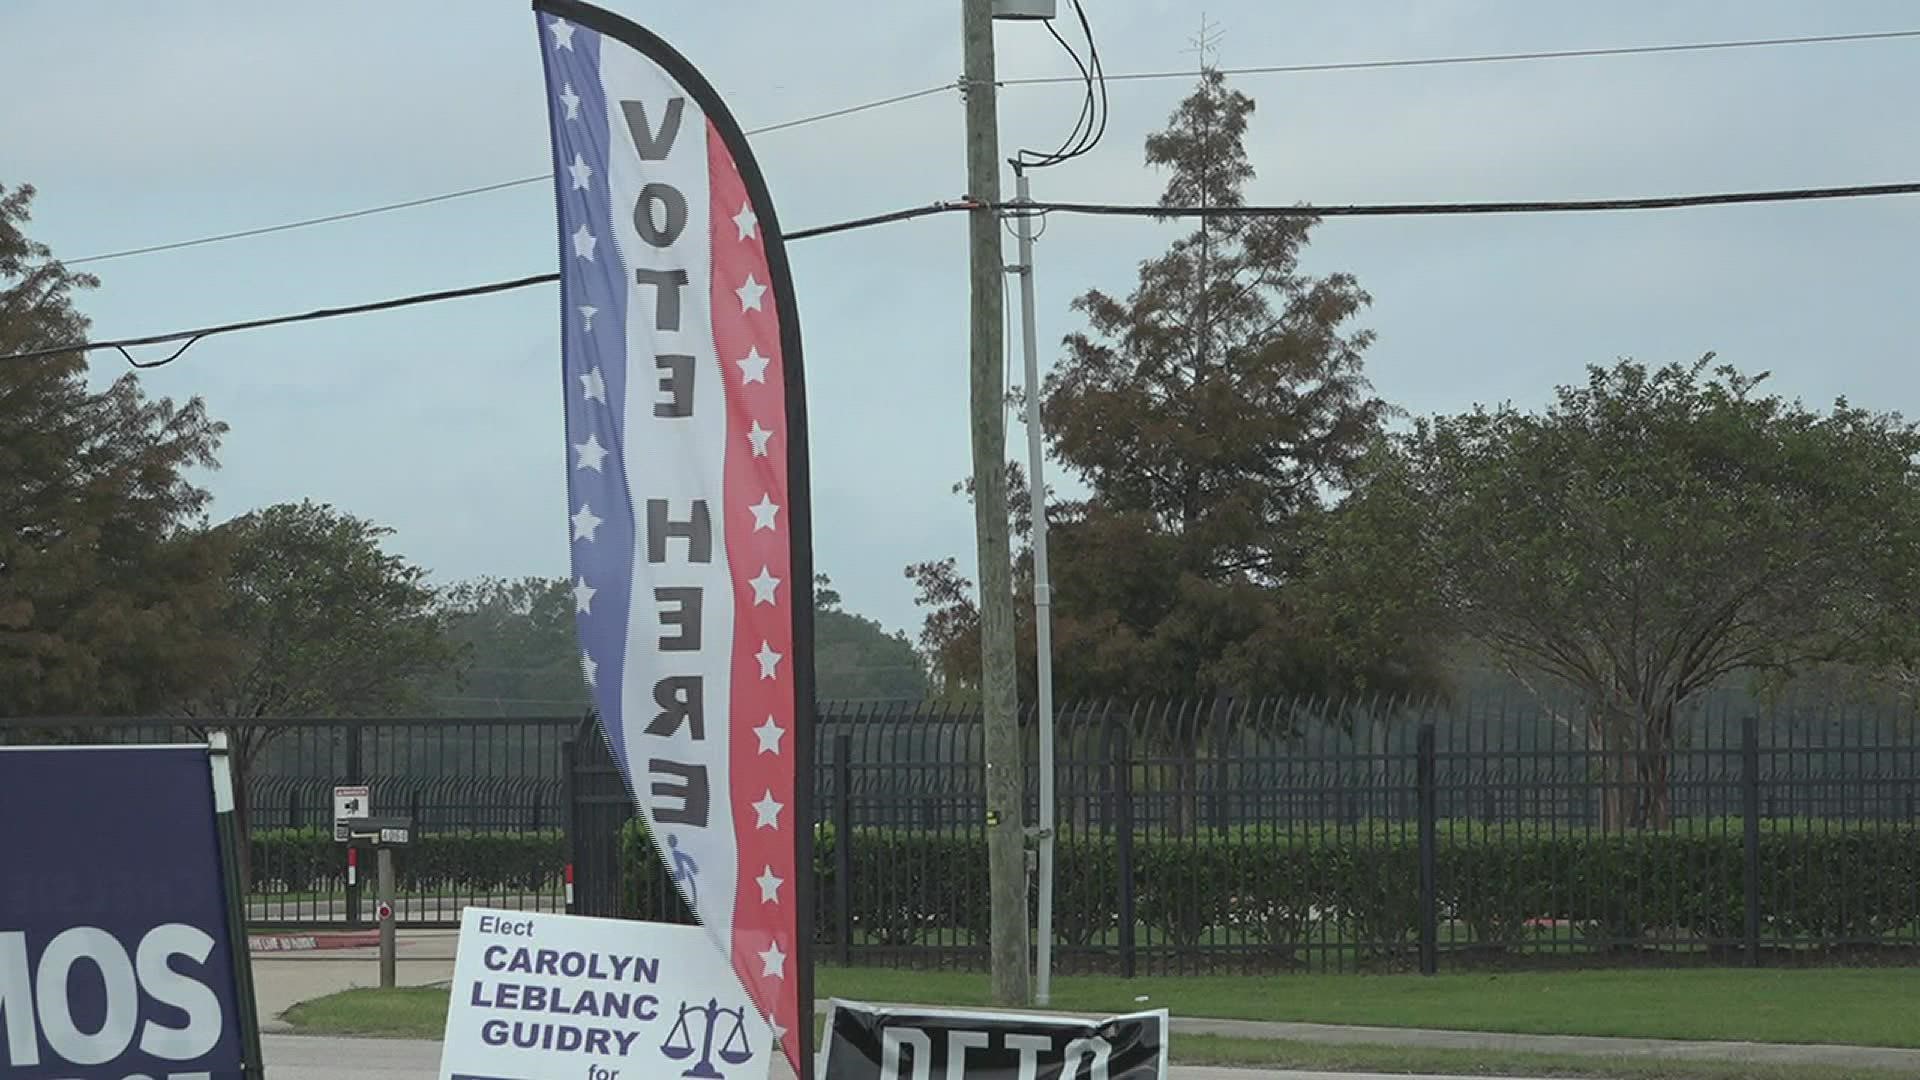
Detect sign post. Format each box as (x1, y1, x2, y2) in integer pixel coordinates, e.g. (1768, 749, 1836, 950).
(344, 814, 411, 990)
(0, 740, 266, 1079)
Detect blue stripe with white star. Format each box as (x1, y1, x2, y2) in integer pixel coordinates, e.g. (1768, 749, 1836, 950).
(539, 15, 635, 782)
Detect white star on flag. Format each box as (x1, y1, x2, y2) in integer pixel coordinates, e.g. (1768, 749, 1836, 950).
(754, 716, 785, 755)
(749, 566, 781, 605)
(574, 432, 608, 472)
(573, 577, 596, 614)
(581, 652, 597, 688)
(560, 83, 580, 120)
(755, 641, 782, 679)
(749, 494, 780, 531)
(580, 367, 607, 403)
(572, 225, 596, 262)
(578, 305, 597, 332)
(568, 153, 593, 191)
(758, 941, 787, 979)
(771, 1020, 789, 1043)
(548, 17, 575, 49)
(571, 504, 602, 543)
(752, 789, 783, 829)
(747, 420, 773, 457)
(755, 865, 783, 903)
(733, 201, 759, 241)
(736, 274, 767, 312)
(736, 347, 770, 385)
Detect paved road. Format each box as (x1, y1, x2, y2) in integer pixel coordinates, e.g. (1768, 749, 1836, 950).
(252, 931, 459, 1031)
(260, 1034, 1552, 1080)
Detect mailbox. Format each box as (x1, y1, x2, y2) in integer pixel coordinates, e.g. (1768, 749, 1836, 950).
(344, 814, 413, 847)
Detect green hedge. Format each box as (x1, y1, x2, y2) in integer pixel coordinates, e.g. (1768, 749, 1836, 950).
(249, 828, 565, 893)
(252, 817, 1920, 949)
(617, 818, 1920, 951)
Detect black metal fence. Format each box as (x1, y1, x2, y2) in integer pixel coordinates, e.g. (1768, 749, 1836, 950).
(11, 686, 1920, 974)
(794, 691, 1920, 972)
(599, 691, 1920, 974)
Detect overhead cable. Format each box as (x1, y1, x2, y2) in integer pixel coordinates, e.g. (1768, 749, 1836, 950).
(3, 202, 978, 366)
(6, 179, 1917, 367)
(1013, 0, 1109, 171)
(64, 86, 953, 267)
(999, 27, 1920, 87)
(59, 27, 1920, 267)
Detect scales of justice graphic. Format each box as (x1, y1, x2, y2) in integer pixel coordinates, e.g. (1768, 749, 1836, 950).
(660, 997, 756, 1078)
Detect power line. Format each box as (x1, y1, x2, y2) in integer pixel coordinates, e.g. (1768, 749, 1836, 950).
(97, 273, 561, 369)
(63, 87, 953, 267)
(783, 199, 976, 242)
(1000, 27, 1920, 87)
(1013, 0, 1109, 171)
(7, 177, 1917, 367)
(742, 83, 950, 136)
(4, 201, 976, 365)
(1025, 180, 1920, 219)
(56, 27, 1920, 269)
(64, 177, 545, 267)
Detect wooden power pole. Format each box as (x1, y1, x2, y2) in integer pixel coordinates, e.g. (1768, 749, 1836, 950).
(960, 0, 1031, 1006)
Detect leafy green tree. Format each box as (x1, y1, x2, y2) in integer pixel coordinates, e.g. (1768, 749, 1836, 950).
(909, 70, 1430, 706)
(0, 183, 232, 717)
(426, 572, 925, 713)
(181, 500, 454, 724)
(1351, 356, 1920, 826)
(429, 576, 588, 717)
(177, 499, 455, 877)
(814, 574, 928, 702)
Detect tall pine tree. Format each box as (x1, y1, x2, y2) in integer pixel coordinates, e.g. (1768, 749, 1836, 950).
(909, 70, 1434, 703)
(0, 183, 232, 716)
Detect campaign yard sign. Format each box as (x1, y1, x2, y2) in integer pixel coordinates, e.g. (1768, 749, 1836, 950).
(0, 744, 261, 1080)
(821, 1000, 1170, 1080)
(439, 906, 775, 1080)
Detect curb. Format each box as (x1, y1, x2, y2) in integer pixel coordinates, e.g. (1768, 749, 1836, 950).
(810, 1000, 1920, 1072)
(249, 931, 382, 953)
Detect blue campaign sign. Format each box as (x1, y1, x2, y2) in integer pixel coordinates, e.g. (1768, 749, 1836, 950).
(0, 743, 260, 1080)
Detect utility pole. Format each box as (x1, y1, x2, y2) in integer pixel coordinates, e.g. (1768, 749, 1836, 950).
(961, 0, 1031, 1007)
(1010, 167, 1057, 1005)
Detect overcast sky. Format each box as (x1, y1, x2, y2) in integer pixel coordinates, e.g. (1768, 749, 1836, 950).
(8, 1, 1920, 639)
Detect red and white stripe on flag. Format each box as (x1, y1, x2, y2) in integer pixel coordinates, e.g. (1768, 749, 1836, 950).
(710, 122, 800, 1053)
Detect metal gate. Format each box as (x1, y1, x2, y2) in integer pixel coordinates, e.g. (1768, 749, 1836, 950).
(565, 720, 692, 923)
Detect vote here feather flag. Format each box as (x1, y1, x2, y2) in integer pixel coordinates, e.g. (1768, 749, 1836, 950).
(533, 1, 816, 1074)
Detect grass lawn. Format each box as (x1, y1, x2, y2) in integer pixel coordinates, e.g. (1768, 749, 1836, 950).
(283, 986, 449, 1038)
(280, 966, 1920, 1077)
(813, 966, 1920, 1049)
(281, 984, 1919, 1080)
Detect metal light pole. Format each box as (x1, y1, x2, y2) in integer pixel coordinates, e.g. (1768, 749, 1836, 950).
(1009, 167, 1059, 1005)
(983, 0, 1059, 1006)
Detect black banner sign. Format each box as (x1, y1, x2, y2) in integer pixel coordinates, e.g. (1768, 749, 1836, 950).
(821, 999, 1168, 1080)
